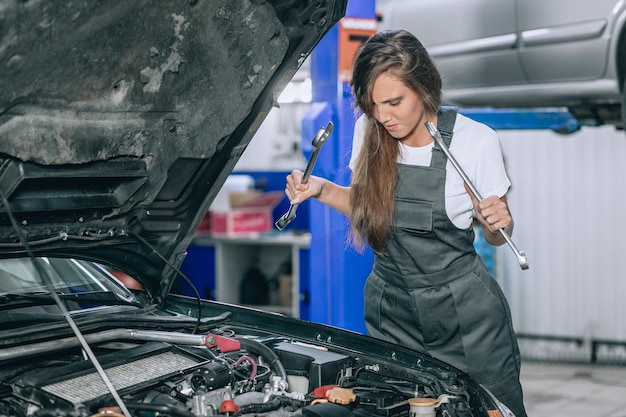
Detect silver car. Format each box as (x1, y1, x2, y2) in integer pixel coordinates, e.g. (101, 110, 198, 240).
(377, 0, 626, 130)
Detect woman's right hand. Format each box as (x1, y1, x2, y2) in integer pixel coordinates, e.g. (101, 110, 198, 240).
(285, 169, 323, 205)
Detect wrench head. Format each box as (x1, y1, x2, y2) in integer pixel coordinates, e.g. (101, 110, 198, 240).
(275, 213, 295, 230)
(311, 121, 334, 148)
(518, 251, 530, 270)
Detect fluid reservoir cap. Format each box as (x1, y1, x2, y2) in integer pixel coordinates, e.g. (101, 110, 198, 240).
(326, 387, 356, 405)
(220, 399, 240, 413)
(408, 398, 439, 407)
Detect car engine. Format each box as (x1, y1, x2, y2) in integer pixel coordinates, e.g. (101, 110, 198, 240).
(0, 323, 488, 417)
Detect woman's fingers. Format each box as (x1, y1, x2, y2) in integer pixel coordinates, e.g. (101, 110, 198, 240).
(285, 170, 317, 204)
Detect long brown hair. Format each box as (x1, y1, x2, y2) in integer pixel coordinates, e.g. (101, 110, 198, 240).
(349, 30, 442, 253)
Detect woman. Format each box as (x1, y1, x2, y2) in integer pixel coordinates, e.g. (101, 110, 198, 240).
(284, 29, 527, 417)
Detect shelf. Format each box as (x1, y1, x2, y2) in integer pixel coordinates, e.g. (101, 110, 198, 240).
(193, 231, 311, 247)
(191, 232, 311, 318)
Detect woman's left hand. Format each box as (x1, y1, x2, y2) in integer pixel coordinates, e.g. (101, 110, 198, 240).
(464, 183, 512, 235)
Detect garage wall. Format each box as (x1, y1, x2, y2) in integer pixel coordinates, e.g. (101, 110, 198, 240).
(236, 103, 310, 172)
(494, 125, 626, 346)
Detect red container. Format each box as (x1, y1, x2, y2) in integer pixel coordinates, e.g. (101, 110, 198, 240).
(198, 191, 284, 236)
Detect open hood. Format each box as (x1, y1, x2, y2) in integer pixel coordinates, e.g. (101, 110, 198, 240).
(0, 0, 347, 298)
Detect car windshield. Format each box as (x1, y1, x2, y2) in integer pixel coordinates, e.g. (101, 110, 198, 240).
(0, 257, 138, 314)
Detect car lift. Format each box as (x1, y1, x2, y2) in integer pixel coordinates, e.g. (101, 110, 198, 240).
(459, 107, 579, 133)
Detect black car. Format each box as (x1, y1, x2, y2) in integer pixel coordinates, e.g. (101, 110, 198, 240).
(0, 2, 514, 416)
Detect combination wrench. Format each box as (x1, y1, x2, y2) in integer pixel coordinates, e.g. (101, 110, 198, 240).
(275, 121, 334, 230)
(425, 121, 530, 270)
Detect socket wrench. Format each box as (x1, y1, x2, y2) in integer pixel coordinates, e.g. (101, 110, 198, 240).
(275, 121, 334, 230)
(425, 121, 529, 270)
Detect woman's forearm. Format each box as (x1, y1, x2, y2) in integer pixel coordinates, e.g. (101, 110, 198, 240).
(315, 178, 352, 217)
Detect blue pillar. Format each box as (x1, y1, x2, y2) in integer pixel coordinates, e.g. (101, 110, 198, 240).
(302, 0, 376, 333)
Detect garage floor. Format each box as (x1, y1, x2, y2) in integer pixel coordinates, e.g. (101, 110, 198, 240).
(520, 361, 626, 417)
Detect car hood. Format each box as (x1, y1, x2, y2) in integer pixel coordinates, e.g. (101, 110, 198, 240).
(0, 1, 346, 298)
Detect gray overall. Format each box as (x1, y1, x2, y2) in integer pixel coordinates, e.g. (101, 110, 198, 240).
(363, 108, 527, 417)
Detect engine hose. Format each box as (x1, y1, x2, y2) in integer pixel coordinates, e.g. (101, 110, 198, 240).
(237, 397, 281, 414)
(236, 337, 288, 382)
(340, 378, 413, 398)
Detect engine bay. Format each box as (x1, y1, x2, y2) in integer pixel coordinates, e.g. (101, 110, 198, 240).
(0, 322, 492, 417)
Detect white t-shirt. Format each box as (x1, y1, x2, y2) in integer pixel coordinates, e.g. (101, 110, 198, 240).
(349, 113, 511, 229)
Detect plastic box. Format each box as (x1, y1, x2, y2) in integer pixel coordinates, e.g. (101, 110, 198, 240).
(198, 191, 284, 236)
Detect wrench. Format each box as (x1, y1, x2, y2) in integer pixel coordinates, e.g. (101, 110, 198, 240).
(425, 121, 529, 270)
(275, 121, 334, 230)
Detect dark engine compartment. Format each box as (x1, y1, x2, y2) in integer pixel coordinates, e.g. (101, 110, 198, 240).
(0, 322, 493, 417)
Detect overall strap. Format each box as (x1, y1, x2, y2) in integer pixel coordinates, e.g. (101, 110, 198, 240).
(431, 106, 457, 169)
